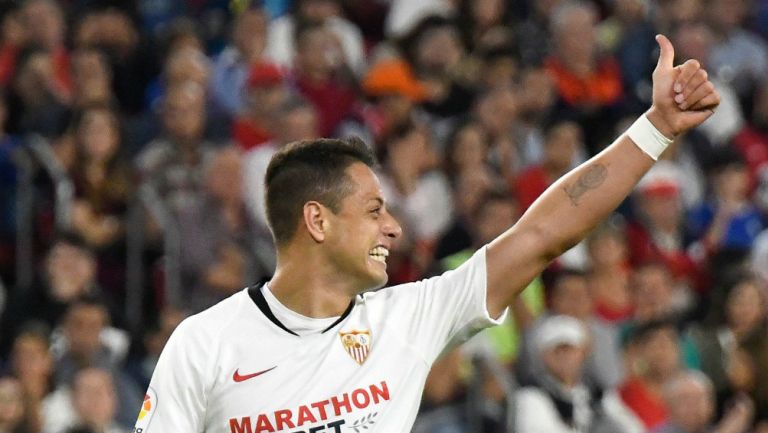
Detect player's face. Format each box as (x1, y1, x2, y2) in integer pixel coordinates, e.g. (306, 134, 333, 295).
(326, 163, 402, 291)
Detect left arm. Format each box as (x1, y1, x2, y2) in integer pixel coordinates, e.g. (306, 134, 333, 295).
(485, 35, 721, 317)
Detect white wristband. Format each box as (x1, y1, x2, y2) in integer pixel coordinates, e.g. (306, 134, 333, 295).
(625, 114, 673, 161)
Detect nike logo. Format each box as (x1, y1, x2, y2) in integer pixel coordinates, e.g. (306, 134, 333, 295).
(232, 366, 276, 383)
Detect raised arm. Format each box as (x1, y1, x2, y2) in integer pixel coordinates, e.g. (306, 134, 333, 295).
(485, 35, 721, 317)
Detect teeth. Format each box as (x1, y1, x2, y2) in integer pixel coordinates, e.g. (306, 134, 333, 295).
(369, 246, 389, 263)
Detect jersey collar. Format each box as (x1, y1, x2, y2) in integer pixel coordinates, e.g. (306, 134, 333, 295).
(248, 282, 355, 336)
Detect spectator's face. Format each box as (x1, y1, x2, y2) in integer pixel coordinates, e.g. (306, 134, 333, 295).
(666, 379, 714, 433)
(551, 275, 593, 319)
(472, 0, 505, 27)
(234, 9, 268, 60)
(377, 94, 413, 126)
(162, 85, 205, 142)
(72, 50, 112, 105)
(415, 27, 463, 76)
(46, 242, 97, 301)
(388, 129, 436, 175)
(15, 52, 53, 106)
(23, 0, 64, 49)
(476, 199, 517, 244)
(673, 24, 713, 66)
(709, 0, 747, 31)
(640, 327, 681, 379)
(482, 55, 518, 89)
(11, 335, 52, 380)
(277, 107, 319, 144)
(638, 193, 681, 231)
(543, 122, 581, 172)
(299, 0, 340, 21)
(454, 169, 495, 217)
(588, 230, 627, 268)
(632, 265, 675, 320)
(726, 281, 766, 334)
(72, 369, 117, 429)
(0, 378, 23, 430)
(64, 304, 108, 359)
(713, 165, 749, 203)
(542, 343, 587, 386)
(78, 109, 119, 164)
(554, 7, 597, 65)
(450, 124, 489, 174)
(296, 27, 341, 75)
(247, 85, 288, 120)
(165, 49, 210, 88)
(206, 148, 243, 203)
(475, 87, 518, 136)
(323, 163, 402, 291)
(518, 68, 554, 118)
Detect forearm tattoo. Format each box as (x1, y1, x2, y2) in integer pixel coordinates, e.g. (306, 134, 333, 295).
(562, 163, 608, 206)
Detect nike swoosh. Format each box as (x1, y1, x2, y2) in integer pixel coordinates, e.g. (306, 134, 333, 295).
(232, 366, 276, 383)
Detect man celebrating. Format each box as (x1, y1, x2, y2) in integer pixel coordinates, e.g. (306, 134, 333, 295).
(133, 35, 719, 433)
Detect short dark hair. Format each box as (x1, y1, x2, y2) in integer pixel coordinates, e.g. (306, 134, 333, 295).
(265, 137, 377, 245)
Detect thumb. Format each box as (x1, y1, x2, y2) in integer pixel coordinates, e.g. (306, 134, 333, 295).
(655, 34, 675, 72)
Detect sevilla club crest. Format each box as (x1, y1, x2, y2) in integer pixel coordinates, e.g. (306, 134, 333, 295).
(339, 330, 372, 365)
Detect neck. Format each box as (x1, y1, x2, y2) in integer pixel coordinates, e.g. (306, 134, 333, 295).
(269, 245, 356, 318)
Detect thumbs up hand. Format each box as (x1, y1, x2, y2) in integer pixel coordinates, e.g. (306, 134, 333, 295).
(646, 34, 721, 139)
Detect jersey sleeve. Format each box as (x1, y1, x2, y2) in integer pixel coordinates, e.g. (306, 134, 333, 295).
(134, 318, 212, 433)
(381, 246, 507, 363)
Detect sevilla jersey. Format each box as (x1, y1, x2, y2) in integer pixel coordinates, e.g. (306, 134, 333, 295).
(133, 247, 503, 433)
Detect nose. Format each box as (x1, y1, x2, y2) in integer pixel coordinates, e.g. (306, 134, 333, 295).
(382, 211, 403, 239)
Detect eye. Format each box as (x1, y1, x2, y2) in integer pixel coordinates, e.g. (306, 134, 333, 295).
(369, 207, 381, 218)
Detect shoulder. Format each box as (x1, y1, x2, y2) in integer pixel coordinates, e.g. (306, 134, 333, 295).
(174, 291, 247, 343)
(515, 387, 561, 418)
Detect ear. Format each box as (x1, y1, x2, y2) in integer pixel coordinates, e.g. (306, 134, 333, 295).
(303, 201, 327, 243)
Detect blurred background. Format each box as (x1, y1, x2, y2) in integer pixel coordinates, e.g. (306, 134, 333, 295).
(0, 0, 767, 432)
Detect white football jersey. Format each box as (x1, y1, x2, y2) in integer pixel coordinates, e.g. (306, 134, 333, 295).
(133, 247, 503, 433)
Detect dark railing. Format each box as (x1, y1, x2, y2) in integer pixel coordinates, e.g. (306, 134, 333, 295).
(14, 135, 74, 291)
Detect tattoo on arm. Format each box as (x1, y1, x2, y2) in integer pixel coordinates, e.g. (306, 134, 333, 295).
(563, 163, 608, 206)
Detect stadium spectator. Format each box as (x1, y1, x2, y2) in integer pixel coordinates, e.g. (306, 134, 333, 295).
(377, 121, 452, 265)
(515, 315, 643, 433)
(620, 318, 686, 430)
(688, 150, 764, 254)
(545, 1, 624, 153)
(0, 376, 27, 433)
(690, 275, 768, 424)
(242, 95, 319, 230)
(231, 62, 288, 152)
(70, 368, 126, 433)
(513, 119, 584, 212)
(70, 49, 114, 111)
(66, 106, 131, 277)
(177, 147, 272, 312)
(586, 219, 634, 324)
(49, 297, 140, 430)
(657, 371, 754, 433)
(517, 269, 624, 390)
(210, 6, 269, 118)
(0, 234, 118, 350)
(627, 162, 700, 284)
(293, 21, 357, 137)
(6, 326, 52, 433)
(707, 0, 768, 104)
(136, 82, 217, 214)
(266, 0, 365, 76)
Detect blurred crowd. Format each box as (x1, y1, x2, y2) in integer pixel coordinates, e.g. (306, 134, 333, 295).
(0, 0, 767, 432)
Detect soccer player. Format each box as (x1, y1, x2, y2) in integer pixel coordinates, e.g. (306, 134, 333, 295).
(133, 35, 720, 433)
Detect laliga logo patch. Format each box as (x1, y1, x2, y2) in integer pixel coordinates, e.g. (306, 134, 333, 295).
(339, 330, 372, 365)
(133, 387, 157, 433)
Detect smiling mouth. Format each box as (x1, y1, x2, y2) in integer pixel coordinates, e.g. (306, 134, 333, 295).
(369, 246, 389, 264)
